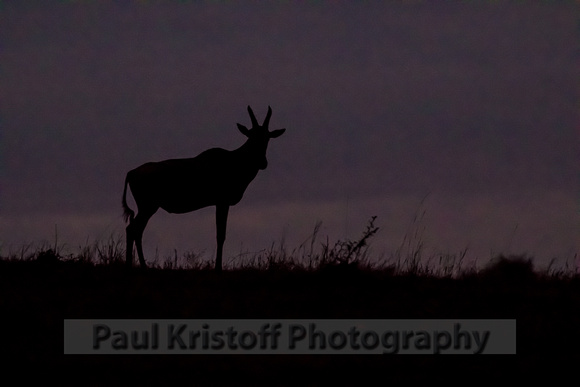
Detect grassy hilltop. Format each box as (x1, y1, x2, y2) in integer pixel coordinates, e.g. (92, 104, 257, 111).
(1, 219, 579, 384)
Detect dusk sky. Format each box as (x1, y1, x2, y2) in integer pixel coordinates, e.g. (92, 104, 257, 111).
(1, 2, 578, 269)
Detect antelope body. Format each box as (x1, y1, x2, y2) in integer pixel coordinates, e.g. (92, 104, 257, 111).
(122, 106, 286, 270)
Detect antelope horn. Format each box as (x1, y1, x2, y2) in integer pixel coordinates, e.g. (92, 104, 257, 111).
(262, 106, 272, 127)
(247, 106, 259, 127)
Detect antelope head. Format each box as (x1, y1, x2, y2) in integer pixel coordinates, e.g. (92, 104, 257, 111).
(237, 106, 286, 170)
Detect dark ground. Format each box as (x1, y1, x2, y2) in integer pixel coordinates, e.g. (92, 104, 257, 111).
(1, 256, 579, 385)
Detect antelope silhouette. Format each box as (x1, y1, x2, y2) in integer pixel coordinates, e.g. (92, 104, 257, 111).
(122, 106, 286, 271)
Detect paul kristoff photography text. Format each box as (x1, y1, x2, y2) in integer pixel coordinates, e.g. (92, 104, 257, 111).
(64, 319, 516, 355)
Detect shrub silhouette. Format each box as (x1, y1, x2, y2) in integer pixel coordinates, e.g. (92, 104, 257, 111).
(480, 255, 536, 282)
(319, 216, 379, 270)
(35, 248, 60, 264)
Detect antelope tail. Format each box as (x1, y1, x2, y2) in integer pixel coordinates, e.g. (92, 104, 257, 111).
(122, 174, 135, 223)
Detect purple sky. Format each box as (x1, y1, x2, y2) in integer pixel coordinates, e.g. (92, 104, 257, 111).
(1, 2, 578, 269)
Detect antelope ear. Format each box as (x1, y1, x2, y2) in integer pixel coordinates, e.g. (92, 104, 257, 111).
(269, 128, 286, 138)
(237, 123, 251, 137)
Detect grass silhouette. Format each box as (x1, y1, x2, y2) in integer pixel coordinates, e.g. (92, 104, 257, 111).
(5, 215, 575, 277)
(0, 217, 578, 384)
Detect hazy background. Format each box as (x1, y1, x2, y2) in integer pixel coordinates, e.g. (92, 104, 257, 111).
(1, 1, 578, 269)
